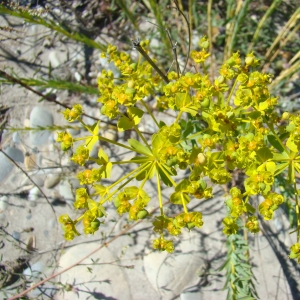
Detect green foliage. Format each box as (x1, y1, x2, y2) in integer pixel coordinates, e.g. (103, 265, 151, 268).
(1, 1, 300, 299)
(56, 39, 300, 269)
(221, 234, 259, 300)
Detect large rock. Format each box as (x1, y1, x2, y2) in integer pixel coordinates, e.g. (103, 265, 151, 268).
(29, 106, 54, 146)
(56, 242, 132, 299)
(144, 231, 204, 299)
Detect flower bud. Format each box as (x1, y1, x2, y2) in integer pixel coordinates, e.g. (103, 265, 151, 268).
(245, 56, 254, 66)
(197, 153, 206, 164)
(137, 209, 149, 219)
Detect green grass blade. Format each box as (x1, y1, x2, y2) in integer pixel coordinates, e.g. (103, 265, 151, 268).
(248, 0, 283, 52)
(0, 4, 106, 51)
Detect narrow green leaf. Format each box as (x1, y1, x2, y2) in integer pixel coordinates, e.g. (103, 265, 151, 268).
(128, 106, 144, 125)
(157, 164, 173, 187)
(86, 121, 99, 151)
(267, 135, 284, 152)
(128, 139, 153, 156)
(256, 147, 273, 162)
(181, 106, 198, 116)
(117, 116, 134, 131)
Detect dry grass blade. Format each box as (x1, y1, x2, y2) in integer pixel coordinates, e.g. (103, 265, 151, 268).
(224, 0, 242, 61)
(116, 0, 141, 34)
(0, 4, 106, 51)
(264, 7, 300, 61)
(269, 59, 300, 90)
(247, 0, 283, 53)
(227, 0, 251, 59)
(207, 0, 213, 78)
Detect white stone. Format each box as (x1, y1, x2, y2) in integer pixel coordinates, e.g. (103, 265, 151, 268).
(48, 51, 61, 68)
(0, 196, 8, 211)
(32, 176, 44, 187)
(181, 291, 202, 300)
(29, 106, 54, 146)
(144, 231, 203, 299)
(12, 132, 21, 144)
(23, 262, 45, 280)
(0, 212, 6, 221)
(74, 71, 82, 82)
(56, 242, 131, 300)
(12, 231, 20, 241)
(45, 175, 60, 189)
(68, 126, 80, 136)
(101, 128, 117, 141)
(28, 186, 41, 201)
(58, 181, 74, 202)
(24, 118, 30, 127)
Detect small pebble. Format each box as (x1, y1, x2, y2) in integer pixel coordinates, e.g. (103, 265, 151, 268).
(29, 106, 54, 146)
(12, 132, 21, 144)
(0, 212, 6, 221)
(12, 231, 21, 241)
(0, 197, 8, 211)
(45, 175, 60, 189)
(28, 187, 40, 201)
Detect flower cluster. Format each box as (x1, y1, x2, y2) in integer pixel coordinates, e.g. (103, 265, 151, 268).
(56, 38, 300, 260)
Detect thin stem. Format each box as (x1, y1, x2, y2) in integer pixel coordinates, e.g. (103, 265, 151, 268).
(263, 116, 290, 154)
(140, 99, 160, 128)
(181, 193, 188, 213)
(79, 119, 94, 134)
(175, 110, 183, 124)
(156, 164, 164, 215)
(133, 124, 151, 150)
(226, 78, 238, 106)
(140, 162, 155, 190)
(293, 178, 300, 242)
(101, 162, 152, 205)
(132, 41, 169, 84)
(178, 128, 208, 144)
(108, 162, 150, 191)
(157, 162, 177, 187)
(173, 0, 191, 74)
(0, 149, 57, 225)
(88, 158, 150, 165)
(97, 135, 151, 157)
(207, 0, 214, 78)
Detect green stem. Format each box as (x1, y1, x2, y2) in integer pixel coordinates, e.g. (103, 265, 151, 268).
(98, 135, 151, 157)
(293, 179, 300, 242)
(140, 162, 155, 190)
(157, 162, 177, 187)
(156, 164, 164, 215)
(175, 111, 183, 124)
(226, 78, 238, 106)
(74, 136, 93, 142)
(178, 128, 208, 144)
(263, 116, 290, 154)
(79, 119, 94, 134)
(133, 124, 151, 150)
(88, 158, 150, 165)
(108, 162, 151, 190)
(140, 99, 160, 128)
(173, 0, 191, 74)
(132, 41, 169, 84)
(101, 162, 151, 205)
(181, 193, 188, 213)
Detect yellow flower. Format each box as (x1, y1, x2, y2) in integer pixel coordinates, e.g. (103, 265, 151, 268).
(191, 49, 210, 63)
